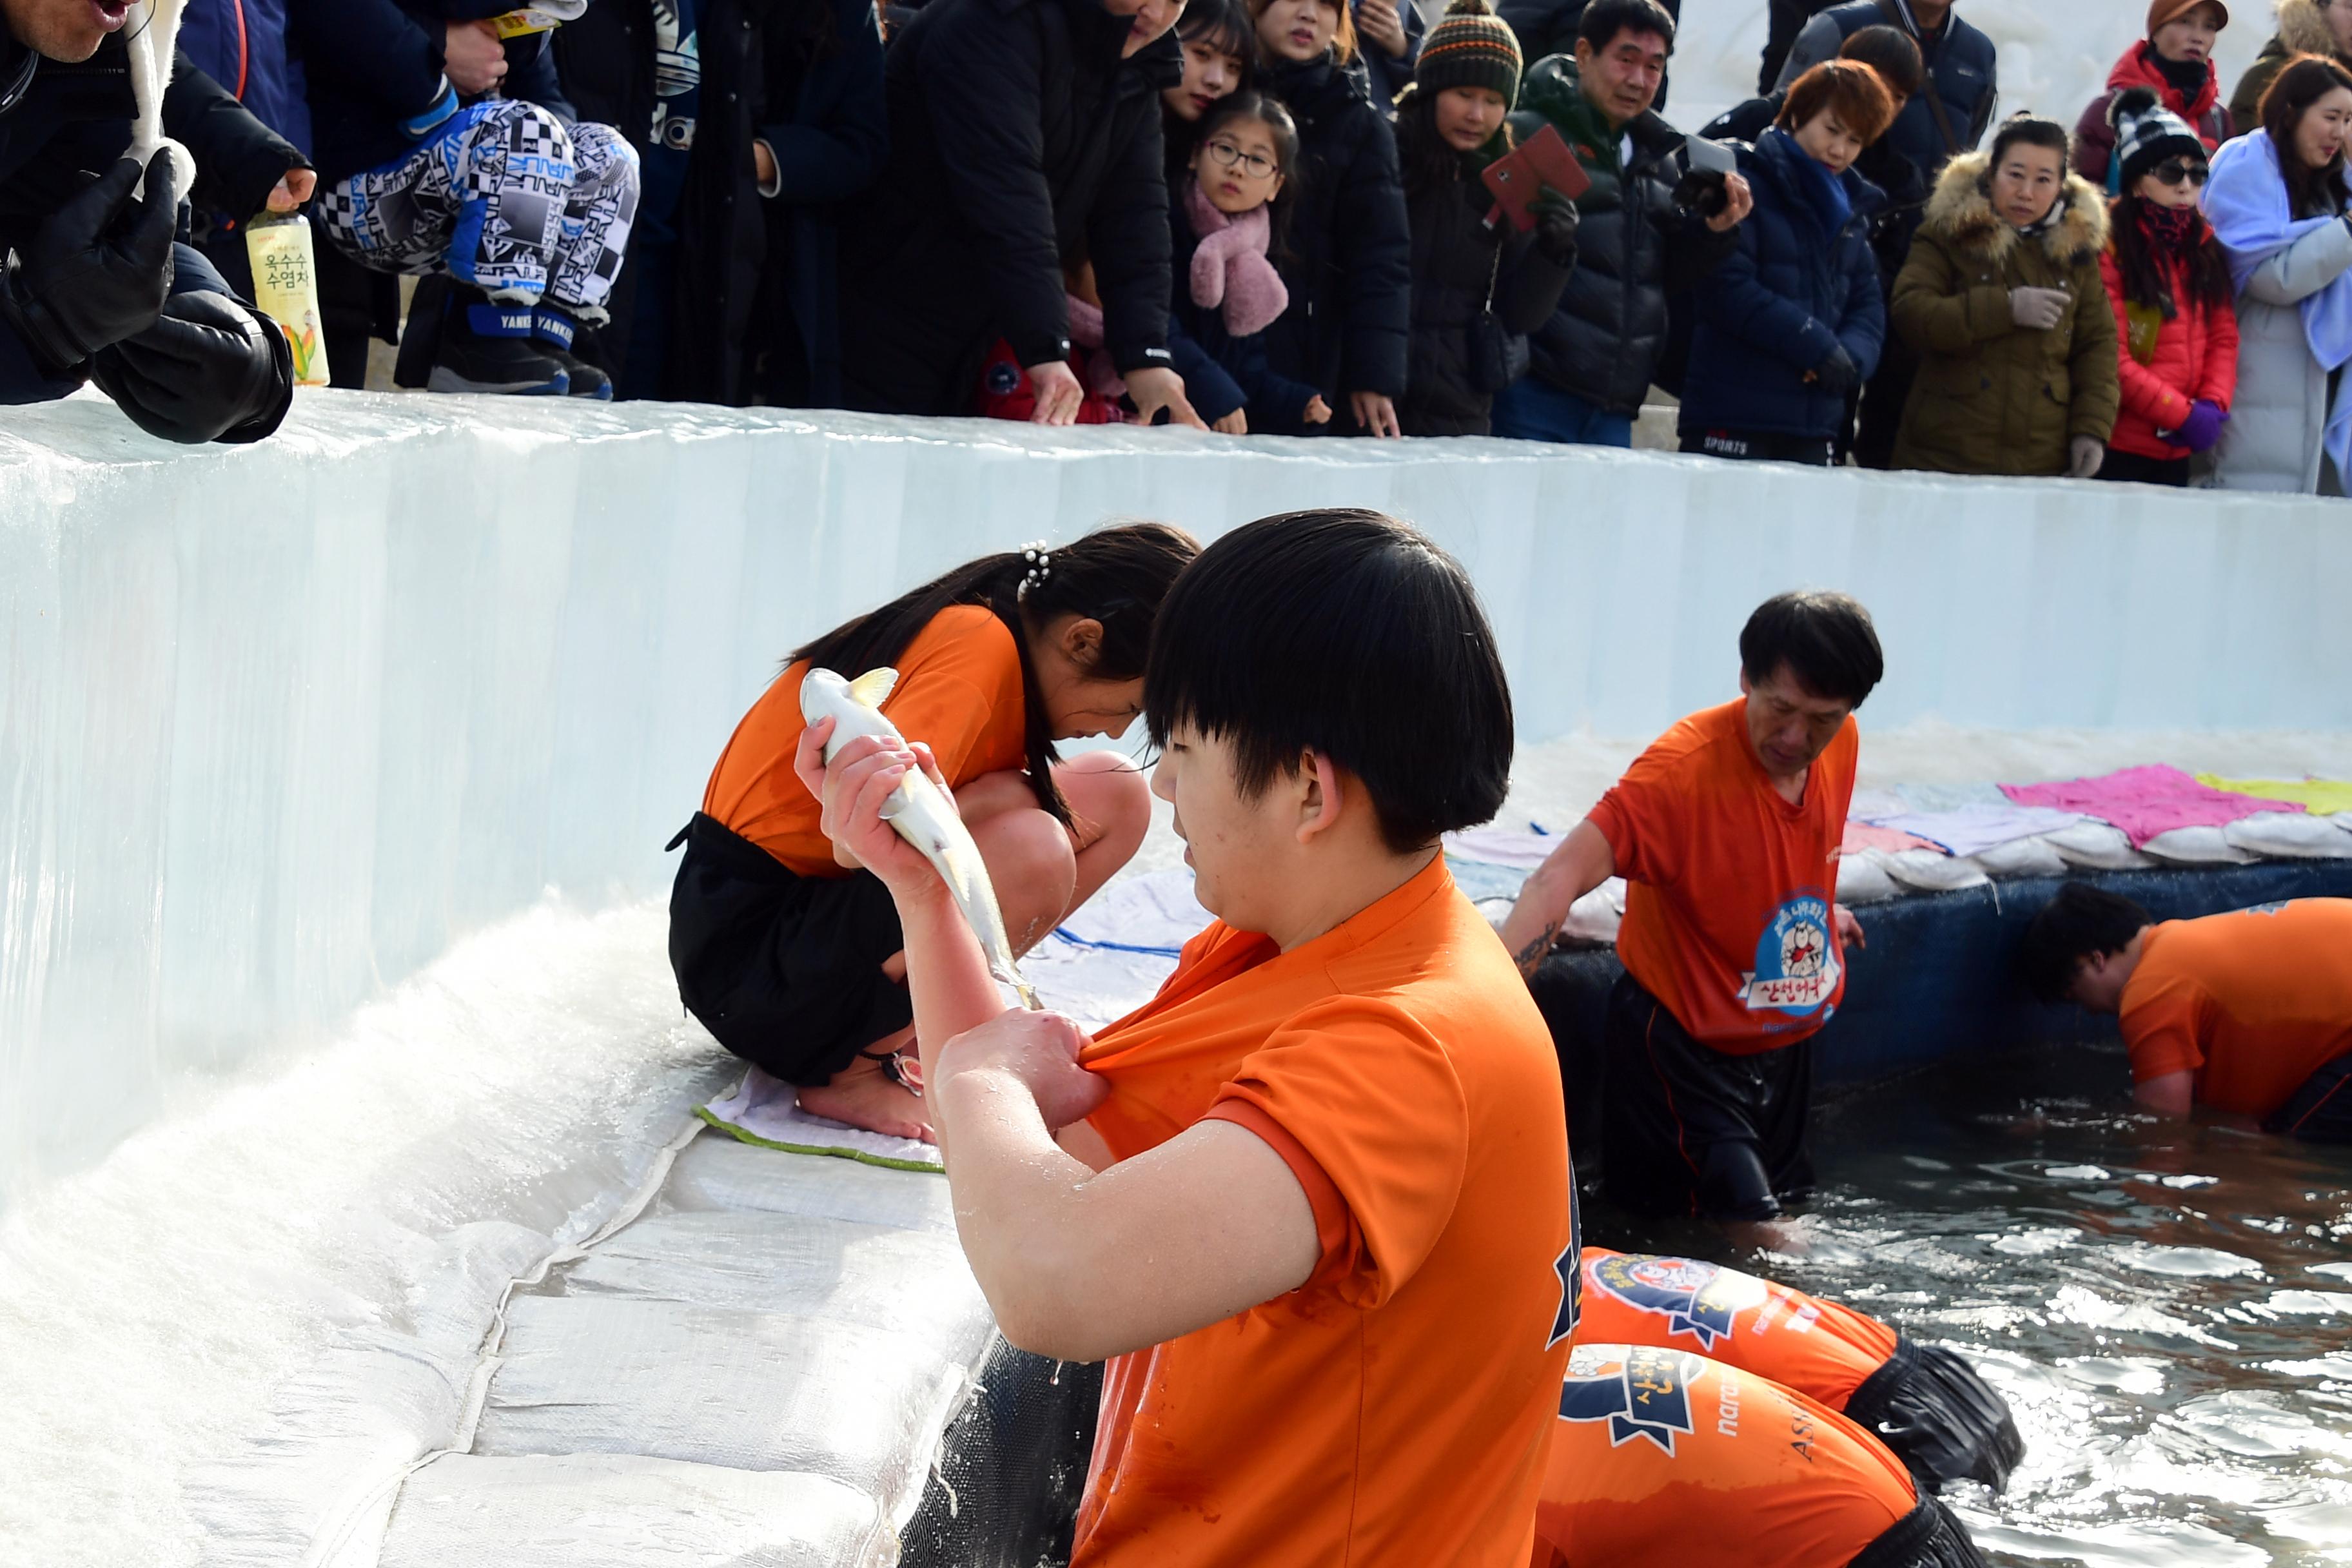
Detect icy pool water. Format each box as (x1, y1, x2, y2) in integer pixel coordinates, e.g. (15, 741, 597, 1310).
(1602, 1044, 2352, 1567)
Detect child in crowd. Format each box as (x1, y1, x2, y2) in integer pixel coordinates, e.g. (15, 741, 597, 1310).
(1162, 0, 1257, 184)
(2096, 88, 2237, 485)
(1679, 60, 1892, 466)
(802, 508, 1574, 1564)
(2205, 54, 2352, 494)
(1393, 0, 1578, 438)
(1249, 0, 1413, 435)
(1167, 93, 1333, 433)
(1890, 114, 2119, 478)
(667, 524, 1197, 1141)
(291, 0, 643, 398)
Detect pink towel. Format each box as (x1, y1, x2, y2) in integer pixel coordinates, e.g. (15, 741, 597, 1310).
(1999, 765, 2304, 847)
(1842, 821, 1942, 857)
(1186, 181, 1289, 338)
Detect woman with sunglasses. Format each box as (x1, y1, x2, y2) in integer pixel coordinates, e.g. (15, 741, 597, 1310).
(2206, 53, 2352, 493)
(2096, 89, 2238, 485)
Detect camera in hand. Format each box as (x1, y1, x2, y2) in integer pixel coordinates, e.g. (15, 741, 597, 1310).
(1673, 135, 1737, 219)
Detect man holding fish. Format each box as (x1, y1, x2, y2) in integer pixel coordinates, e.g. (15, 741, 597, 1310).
(796, 509, 1576, 1566)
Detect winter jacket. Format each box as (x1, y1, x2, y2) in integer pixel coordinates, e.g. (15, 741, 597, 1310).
(1351, 0, 1424, 115)
(291, 0, 575, 184)
(2075, 44, 2228, 190)
(181, 0, 313, 153)
(2097, 217, 2239, 462)
(1163, 183, 1322, 426)
(0, 35, 293, 434)
(1254, 52, 1412, 431)
(1759, 0, 1838, 95)
(1395, 124, 1573, 436)
(834, 0, 1176, 415)
(558, 0, 886, 405)
(1890, 151, 2119, 476)
(2206, 142, 2352, 493)
(1509, 54, 1735, 416)
(1701, 89, 1925, 300)
(1776, 0, 1997, 181)
(1681, 128, 1885, 441)
(1494, 0, 1683, 111)
(2230, 0, 2352, 137)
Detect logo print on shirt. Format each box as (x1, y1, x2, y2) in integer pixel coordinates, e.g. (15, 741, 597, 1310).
(1739, 892, 1840, 1015)
(1558, 1344, 1705, 1455)
(1549, 1242, 1582, 1349)
(1585, 1253, 1770, 1351)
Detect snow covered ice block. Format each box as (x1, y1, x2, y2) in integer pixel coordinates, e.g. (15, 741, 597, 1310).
(475, 1295, 976, 1500)
(560, 1210, 996, 1369)
(378, 1453, 893, 1568)
(663, 1132, 957, 1233)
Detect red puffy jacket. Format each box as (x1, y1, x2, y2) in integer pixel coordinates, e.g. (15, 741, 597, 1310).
(2075, 43, 2230, 188)
(2099, 220, 2239, 461)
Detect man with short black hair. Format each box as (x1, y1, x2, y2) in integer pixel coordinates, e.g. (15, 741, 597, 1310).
(1502, 591, 1883, 1225)
(1498, 0, 1752, 447)
(2021, 886, 2352, 1138)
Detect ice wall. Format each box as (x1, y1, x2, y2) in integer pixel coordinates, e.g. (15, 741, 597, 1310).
(3, 390, 2347, 1206)
(1668, 0, 2269, 137)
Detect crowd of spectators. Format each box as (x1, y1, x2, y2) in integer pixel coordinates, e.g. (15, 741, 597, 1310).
(6, 0, 2352, 491)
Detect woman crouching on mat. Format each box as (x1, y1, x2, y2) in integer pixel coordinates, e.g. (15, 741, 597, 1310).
(667, 522, 1199, 1141)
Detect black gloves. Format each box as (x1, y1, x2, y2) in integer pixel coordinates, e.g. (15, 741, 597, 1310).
(1809, 342, 1859, 395)
(91, 289, 293, 444)
(0, 155, 177, 375)
(1531, 190, 1581, 268)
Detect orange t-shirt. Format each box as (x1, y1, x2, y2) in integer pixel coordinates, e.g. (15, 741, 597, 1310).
(1574, 1248, 1900, 1413)
(1530, 1344, 1919, 1568)
(2119, 899, 2352, 1118)
(1072, 856, 1578, 1568)
(700, 605, 1029, 876)
(1587, 699, 1859, 1053)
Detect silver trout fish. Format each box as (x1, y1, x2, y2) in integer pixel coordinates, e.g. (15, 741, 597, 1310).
(799, 666, 1043, 1010)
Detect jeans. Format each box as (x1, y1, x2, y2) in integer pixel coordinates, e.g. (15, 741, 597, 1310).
(1491, 376, 1634, 447)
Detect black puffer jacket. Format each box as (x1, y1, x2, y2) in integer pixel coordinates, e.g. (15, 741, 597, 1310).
(1510, 55, 1733, 416)
(836, 0, 1175, 415)
(1254, 51, 1410, 432)
(1396, 112, 1572, 436)
(0, 34, 295, 435)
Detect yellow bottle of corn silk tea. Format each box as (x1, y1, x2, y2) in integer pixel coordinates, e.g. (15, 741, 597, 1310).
(244, 211, 330, 387)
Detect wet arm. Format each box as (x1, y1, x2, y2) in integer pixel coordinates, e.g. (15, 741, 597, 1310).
(2133, 1070, 2194, 1119)
(1496, 819, 1616, 980)
(935, 1068, 1318, 1360)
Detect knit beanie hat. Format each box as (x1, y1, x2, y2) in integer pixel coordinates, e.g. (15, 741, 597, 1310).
(2108, 84, 2207, 187)
(2146, 0, 2228, 36)
(1416, 0, 1524, 110)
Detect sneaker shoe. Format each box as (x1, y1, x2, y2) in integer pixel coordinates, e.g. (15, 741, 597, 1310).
(428, 301, 570, 396)
(530, 306, 612, 400)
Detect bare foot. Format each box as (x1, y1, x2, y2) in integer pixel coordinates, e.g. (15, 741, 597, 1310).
(797, 1055, 935, 1143)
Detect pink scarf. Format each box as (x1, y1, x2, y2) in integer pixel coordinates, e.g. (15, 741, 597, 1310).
(1185, 180, 1288, 337)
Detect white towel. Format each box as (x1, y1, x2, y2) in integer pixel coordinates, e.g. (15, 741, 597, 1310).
(698, 1068, 943, 1172)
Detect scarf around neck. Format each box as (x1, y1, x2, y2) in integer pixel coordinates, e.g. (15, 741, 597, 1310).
(2139, 199, 2198, 253)
(1186, 179, 1289, 338)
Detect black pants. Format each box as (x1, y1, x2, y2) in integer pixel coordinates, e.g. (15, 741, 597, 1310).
(2093, 449, 2191, 487)
(1854, 337, 1916, 470)
(1679, 427, 1836, 465)
(1601, 974, 1815, 1221)
(665, 812, 914, 1086)
(2265, 1053, 2352, 1142)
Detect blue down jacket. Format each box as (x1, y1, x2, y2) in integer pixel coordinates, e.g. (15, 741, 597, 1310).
(1680, 126, 1885, 440)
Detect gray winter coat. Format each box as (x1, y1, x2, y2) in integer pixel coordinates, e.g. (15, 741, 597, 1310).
(2213, 217, 2352, 495)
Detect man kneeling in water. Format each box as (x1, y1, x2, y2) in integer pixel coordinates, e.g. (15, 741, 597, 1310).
(2022, 885, 2352, 1138)
(800, 510, 1577, 1564)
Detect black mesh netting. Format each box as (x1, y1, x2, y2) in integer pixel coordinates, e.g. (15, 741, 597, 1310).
(899, 1344, 1103, 1568)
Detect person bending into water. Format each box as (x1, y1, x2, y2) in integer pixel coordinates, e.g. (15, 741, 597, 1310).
(1500, 591, 1882, 1229)
(667, 522, 1199, 1142)
(2022, 887, 2352, 1139)
(800, 509, 1576, 1565)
